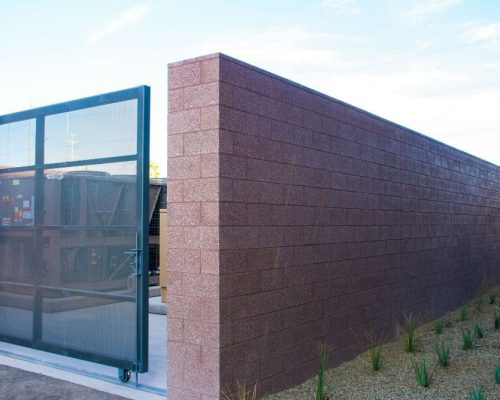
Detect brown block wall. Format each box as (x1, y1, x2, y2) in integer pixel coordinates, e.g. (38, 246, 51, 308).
(167, 54, 222, 400)
(167, 53, 500, 399)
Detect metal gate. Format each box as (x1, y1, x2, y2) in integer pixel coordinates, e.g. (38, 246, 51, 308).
(0, 86, 150, 378)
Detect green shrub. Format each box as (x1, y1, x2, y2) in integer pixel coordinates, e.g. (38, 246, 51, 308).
(315, 344, 329, 400)
(475, 296, 484, 313)
(460, 305, 468, 321)
(473, 322, 484, 339)
(495, 364, 500, 384)
(369, 344, 382, 372)
(462, 328, 473, 350)
(404, 314, 416, 353)
(488, 293, 496, 305)
(411, 359, 434, 388)
(435, 341, 450, 367)
(470, 387, 486, 400)
(433, 319, 445, 335)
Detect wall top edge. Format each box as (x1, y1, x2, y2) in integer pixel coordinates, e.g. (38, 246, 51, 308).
(169, 52, 499, 169)
(168, 52, 222, 68)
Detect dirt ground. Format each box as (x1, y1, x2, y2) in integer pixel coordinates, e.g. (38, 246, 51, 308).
(0, 364, 128, 400)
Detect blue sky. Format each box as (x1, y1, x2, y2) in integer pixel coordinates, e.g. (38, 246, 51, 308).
(1, 0, 499, 175)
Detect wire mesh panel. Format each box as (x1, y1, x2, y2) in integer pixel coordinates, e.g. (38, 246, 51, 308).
(0, 172, 36, 341)
(44, 100, 137, 164)
(0, 87, 150, 374)
(0, 120, 36, 168)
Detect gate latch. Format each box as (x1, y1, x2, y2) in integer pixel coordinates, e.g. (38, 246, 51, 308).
(124, 234, 142, 277)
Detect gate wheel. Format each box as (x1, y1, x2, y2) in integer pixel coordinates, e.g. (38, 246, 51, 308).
(118, 368, 131, 383)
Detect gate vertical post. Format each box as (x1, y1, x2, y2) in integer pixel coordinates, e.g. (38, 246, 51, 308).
(136, 85, 150, 373)
(33, 116, 45, 342)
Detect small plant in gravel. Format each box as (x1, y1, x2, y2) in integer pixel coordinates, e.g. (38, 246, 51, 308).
(433, 318, 445, 335)
(369, 344, 382, 372)
(495, 364, 500, 384)
(475, 296, 484, 313)
(462, 328, 474, 350)
(411, 359, 435, 388)
(473, 322, 484, 339)
(494, 311, 499, 330)
(470, 387, 487, 400)
(435, 341, 450, 367)
(222, 382, 257, 400)
(315, 344, 330, 400)
(459, 305, 468, 321)
(488, 293, 496, 305)
(402, 314, 417, 353)
(365, 332, 385, 373)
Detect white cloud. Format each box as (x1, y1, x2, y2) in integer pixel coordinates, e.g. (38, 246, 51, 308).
(321, 0, 361, 15)
(191, 24, 500, 165)
(407, 0, 461, 23)
(88, 3, 153, 45)
(357, 68, 466, 96)
(462, 22, 500, 44)
(301, 71, 500, 165)
(483, 61, 500, 70)
(195, 27, 342, 71)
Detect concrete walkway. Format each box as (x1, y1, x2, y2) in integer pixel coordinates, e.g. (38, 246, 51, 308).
(0, 364, 128, 400)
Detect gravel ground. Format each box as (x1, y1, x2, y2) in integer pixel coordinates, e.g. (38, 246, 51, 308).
(264, 286, 500, 400)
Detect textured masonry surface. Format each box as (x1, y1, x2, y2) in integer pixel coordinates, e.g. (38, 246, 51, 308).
(167, 53, 500, 399)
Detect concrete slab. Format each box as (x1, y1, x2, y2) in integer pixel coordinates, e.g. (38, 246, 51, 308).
(148, 286, 161, 298)
(149, 296, 167, 315)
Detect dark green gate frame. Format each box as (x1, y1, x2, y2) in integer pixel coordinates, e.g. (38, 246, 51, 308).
(0, 86, 150, 375)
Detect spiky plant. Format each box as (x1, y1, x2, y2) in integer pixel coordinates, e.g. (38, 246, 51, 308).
(436, 341, 450, 367)
(315, 344, 330, 400)
(370, 344, 382, 372)
(473, 322, 484, 339)
(411, 359, 434, 388)
(459, 305, 468, 322)
(475, 296, 484, 313)
(462, 328, 473, 350)
(403, 314, 417, 353)
(221, 382, 257, 400)
(470, 387, 487, 400)
(433, 319, 445, 335)
(495, 364, 500, 384)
